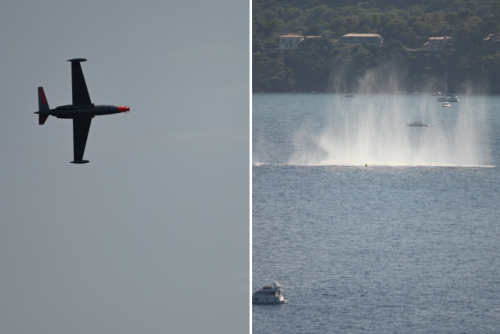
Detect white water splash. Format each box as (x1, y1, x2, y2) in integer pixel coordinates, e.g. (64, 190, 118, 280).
(287, 93, 490, 167)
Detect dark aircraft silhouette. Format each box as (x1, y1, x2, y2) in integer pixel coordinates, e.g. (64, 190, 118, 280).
(35, 58, 130, 164)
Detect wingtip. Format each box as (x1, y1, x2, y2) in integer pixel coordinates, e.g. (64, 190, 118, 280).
(68, 58, 87, 62)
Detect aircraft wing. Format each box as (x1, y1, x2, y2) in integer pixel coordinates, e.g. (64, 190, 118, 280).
(72, 117, 93, 163)
(68, 58, 92, 105)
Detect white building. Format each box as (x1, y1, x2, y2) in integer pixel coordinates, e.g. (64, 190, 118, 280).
(278, 34, 304, 50)
(339, 33, 383, 46)
(423, 36, 452, 51)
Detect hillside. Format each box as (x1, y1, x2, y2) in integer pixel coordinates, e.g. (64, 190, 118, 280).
(253, 0, 500, 92)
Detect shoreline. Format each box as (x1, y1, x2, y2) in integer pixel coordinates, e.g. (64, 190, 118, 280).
(253, 90, 500, 95)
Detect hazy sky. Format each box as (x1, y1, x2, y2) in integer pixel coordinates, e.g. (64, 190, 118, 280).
(0, 1, 249, 333)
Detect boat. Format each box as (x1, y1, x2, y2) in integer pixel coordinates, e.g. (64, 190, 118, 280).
(437, 71, 459, 102)
(344, 93, 354, 97)
(406, 121, 433, 127)
(252, 281, 288, 304)
(437, 95, 459, 102)
(442, 102, 451, 107)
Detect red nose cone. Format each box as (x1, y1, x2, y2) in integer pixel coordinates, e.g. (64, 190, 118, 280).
(118, 106, 130, 112)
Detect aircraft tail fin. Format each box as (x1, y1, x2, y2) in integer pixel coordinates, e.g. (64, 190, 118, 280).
(39, 114, 49, 125)
(38, 87, 50, 125)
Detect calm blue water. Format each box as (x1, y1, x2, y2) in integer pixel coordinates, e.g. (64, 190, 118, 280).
(252, 93, 500, 333)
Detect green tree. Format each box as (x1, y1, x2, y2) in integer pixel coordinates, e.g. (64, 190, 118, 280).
(284, 38, 336, 90)
(253, 52, 295, 91)
(303, 25, 322, 36)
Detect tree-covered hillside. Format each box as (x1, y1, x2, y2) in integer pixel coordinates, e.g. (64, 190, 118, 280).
(253, 0, 500, 92)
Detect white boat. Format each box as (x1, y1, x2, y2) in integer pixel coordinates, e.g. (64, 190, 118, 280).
(442, 102, 451, 107)
(252, 281, 288, 304)
(406, 121, 433, 127)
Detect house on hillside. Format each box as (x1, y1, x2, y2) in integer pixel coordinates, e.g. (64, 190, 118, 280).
(278, 34, 304, 50)
(420, 36, 453, 58)
(339, 33, 383, 47)
(278, 34, 323, 50)
(423, 36, 452, 51)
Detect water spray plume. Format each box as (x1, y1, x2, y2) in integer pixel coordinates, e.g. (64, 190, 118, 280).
(288, 63, 491, 167)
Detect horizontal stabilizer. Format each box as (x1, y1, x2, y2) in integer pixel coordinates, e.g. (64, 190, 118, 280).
(70, 160, 90, 164)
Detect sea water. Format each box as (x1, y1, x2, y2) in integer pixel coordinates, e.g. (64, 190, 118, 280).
(252, 93, 500, 333)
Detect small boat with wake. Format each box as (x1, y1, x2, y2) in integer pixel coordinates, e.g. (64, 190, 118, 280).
(406, 121, 433, 127)
(442, 102, 451, 107)
(252, 281, 288, 304)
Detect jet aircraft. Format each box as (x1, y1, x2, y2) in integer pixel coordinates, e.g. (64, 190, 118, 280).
(35, 58, 130, 163)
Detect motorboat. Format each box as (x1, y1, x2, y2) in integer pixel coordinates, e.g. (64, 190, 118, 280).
(252, 281, 288, 304)
(406, 121, 433, 127)
(437, 95, 459, 102)
(442, 102, 451, 107)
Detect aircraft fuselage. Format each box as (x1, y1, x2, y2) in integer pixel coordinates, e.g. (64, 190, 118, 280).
(37, 104, 129, 119)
